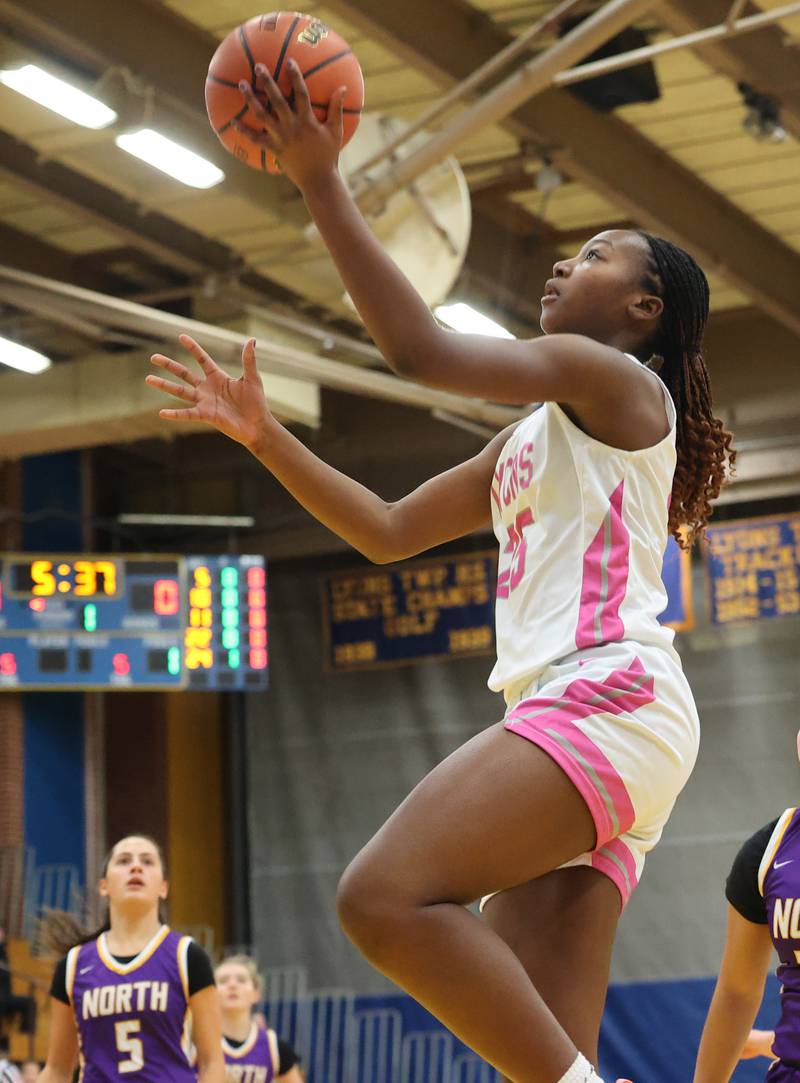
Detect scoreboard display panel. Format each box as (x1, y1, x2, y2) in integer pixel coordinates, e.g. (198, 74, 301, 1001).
(0, 553, 268, 691)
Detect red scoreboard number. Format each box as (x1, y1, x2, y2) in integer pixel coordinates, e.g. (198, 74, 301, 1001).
(153, 578, 180, 616)
(247, 565, 267, 670)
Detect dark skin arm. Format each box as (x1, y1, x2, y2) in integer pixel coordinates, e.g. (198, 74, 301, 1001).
(235, 62, 667, 452)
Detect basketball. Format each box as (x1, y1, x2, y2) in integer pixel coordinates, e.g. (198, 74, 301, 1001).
(205, 12, 365, 174)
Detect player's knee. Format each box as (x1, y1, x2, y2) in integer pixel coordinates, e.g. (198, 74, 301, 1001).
(336, 854, 404, 959)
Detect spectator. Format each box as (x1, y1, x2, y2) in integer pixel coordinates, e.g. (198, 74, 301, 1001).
(0, 930, 36, 1038)
(0, 1057, 22, 1083)
(19, 1063, 41, 1082)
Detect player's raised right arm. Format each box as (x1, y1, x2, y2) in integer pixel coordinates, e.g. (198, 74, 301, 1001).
(148, 335, 514, 563)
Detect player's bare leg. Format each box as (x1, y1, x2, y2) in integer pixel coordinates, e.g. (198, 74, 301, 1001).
(336, 721, 605, 1083)
(483, 867, 621, 1081)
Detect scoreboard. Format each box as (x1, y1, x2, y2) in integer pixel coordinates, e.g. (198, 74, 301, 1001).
(0, 553, 268, 691)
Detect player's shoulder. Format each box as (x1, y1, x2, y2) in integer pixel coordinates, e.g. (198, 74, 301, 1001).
(531, 335, 659, 404)
(725, 815, 786, 921)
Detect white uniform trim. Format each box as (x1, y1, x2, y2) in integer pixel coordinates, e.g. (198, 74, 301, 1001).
(266, 1027, 281, 1074)
(176, 935, 192, 1002)
(65, 944, 81, 1004)
(759, 807, 797, 896)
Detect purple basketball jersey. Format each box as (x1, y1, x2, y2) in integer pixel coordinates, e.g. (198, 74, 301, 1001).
(66, 925, 195, 1082)
(222, 1023, 280, 1082)
(761, 807, 800, 1065)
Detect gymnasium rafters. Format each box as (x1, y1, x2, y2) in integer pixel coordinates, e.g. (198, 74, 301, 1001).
(0, 0, 797, 502)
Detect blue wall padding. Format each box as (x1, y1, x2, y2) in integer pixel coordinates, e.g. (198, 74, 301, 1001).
(21, 450, 86, 886)
(349, 975, 782, 1083)
(21, 450, 83, 551)
(23, 694, 85, 882)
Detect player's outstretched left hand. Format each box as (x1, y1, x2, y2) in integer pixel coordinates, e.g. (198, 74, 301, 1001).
(235, 58, 346, 190)
(147, 334, 273, 450)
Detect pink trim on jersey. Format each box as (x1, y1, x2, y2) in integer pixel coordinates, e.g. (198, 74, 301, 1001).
(505, 658, 654, 848)
(575, 480, 630, 649)
(592, 837, 639, 908)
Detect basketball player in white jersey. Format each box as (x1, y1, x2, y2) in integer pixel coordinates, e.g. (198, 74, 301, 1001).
(147, 61, 734, 1083)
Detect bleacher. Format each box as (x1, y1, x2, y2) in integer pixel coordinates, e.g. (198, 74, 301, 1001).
(0, 843, 82, 1064)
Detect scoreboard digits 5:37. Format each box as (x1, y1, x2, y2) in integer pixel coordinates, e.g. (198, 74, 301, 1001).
(0, 553, 268, 691)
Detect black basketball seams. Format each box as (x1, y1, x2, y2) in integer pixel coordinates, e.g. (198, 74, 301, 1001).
(309, 101, 362, 115)
(302, 49, 353, 83)
(207, 73, 240, 90)
(261, 148, 268, 172)
(216, 104, 248, 135)
(274, 15, 302, 82)
(238, 25, 257, 85)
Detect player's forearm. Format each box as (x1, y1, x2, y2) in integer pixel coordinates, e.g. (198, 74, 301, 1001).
(300, 169, 442, 374)
(37, 1068, 74, 1083)
(196, 1057, 225, 1083)
(693, 985, 764, 1083)
(249, 419, 394, 562)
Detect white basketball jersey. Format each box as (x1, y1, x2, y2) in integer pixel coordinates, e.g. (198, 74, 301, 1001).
(489, 355, 679, 698)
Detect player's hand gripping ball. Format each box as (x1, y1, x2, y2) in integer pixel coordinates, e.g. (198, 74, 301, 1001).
(205, 11, 364, 173)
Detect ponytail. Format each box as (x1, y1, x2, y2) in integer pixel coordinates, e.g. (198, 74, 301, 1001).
(638, 232, 736, 547)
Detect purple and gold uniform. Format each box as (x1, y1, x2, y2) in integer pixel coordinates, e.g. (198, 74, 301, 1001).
(759, 808, 800, 1074)
(222, 1022, 280, 1082)
(65, 925, 195, 1082)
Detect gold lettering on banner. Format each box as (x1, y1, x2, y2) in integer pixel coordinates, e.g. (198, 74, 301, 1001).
(448, 626, 493, 653)
(710, 515, 800, 624)
(298, 19, 329, 46)
(328, 556, 495, 666)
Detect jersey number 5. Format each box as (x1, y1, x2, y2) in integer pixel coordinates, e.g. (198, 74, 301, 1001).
(115, 1020, 145, 1073)
(497, 509, 534, 599)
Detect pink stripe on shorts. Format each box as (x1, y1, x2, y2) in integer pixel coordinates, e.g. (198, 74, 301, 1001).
(505, 657, 653, 848)
(501, 647, 697, 908)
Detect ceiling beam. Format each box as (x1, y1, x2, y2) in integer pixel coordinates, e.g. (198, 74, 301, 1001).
(0, 129, 238, 277)
(326, 0, 800, 339)
(0, 129, 318, 314)
(658, 0, 800, 140)
(463, 209, 559, 329)
(0, 0, 556, 338)
(0, 220, 132, 294)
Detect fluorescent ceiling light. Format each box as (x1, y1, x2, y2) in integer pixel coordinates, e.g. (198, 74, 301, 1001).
(0, 337, 52, 374)
(0, 64, 117, 129)
(117, 514, 254, 528)
(435, 302, 514, 339)
(115, 129, 225, 189)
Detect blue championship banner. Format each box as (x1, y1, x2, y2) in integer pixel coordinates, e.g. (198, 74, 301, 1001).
(659, 534, 694, 632)
(323, 553, 496, 671)
(705, 514, 800, 625)
(324, 539, 691, 671)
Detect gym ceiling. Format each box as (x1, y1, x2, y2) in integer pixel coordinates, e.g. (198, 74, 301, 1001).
(0, 0, 797, 513)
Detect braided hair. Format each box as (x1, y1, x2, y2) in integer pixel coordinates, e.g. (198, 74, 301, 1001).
(637, 232, 735, 548)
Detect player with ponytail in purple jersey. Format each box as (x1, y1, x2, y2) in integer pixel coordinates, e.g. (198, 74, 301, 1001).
(38, 835, 224, 1083)
(693, 730, 800, 1083)
(216, 956, 302, 1082)
(148, 62, 734, 1083)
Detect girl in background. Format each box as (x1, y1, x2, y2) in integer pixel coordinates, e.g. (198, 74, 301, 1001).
(38, 835, 223, 1083)
(693, 733, 800, 1083)
(216, 955, 302, 1082)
